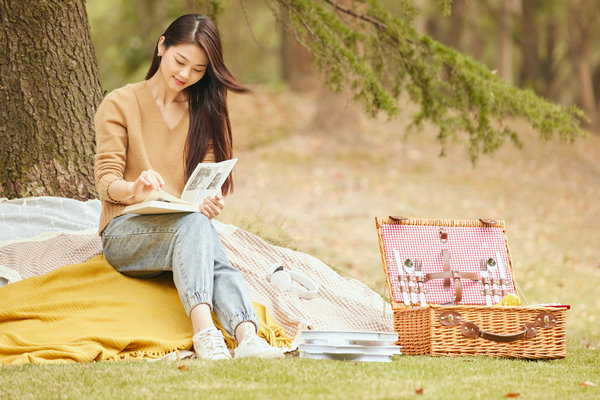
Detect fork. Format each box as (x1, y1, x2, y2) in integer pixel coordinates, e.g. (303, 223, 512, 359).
(480, 259, 492, 306)
(487, 257, 502, 304)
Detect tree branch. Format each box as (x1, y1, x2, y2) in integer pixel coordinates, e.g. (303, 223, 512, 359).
(324, 0, 386, 31)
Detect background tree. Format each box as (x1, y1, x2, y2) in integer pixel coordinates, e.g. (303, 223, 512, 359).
(267, 0, 585, 160)
(0, 0, 590, 200)
(422, 0, 600, 132)
(568, 0, 600, 129)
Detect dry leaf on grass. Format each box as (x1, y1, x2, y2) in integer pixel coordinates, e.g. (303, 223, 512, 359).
(415, 388, 424, 395)
(177, 365, 189, 371)
(578, 381, 596, 387)
(505, 393, 520, 398)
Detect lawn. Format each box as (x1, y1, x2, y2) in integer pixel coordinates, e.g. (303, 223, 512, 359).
(2, 87, 599, 399)
(1, 344, 598, 399)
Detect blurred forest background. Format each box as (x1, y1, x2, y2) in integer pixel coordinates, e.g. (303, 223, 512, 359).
(88, 0, 600, 132)
(86, 0, 600, 344)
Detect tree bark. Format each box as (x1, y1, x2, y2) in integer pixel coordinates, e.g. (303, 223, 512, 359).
(0, 0, 103, 199)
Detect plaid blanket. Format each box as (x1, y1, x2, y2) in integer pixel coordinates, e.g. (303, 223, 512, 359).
(0, 198, 393, 339)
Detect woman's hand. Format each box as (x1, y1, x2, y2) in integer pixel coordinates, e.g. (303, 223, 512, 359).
(199, 193, 225, 219)
(131, 169, 165, 203)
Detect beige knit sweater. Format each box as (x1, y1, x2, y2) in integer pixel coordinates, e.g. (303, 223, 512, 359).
(94, 80, 214, 234)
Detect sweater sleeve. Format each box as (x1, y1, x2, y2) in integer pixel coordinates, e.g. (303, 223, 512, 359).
(94, 90, 129, 204)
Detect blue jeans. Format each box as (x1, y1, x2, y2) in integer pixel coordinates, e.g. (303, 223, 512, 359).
(101, 212, 259, 337)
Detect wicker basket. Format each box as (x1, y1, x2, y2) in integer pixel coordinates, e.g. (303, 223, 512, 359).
(376, 216, 567, 359)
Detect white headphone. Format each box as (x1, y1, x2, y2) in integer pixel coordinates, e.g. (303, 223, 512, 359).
(268, 264, 320, 300)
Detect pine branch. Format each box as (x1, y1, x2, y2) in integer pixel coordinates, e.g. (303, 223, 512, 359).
(266, 0, 587, 160)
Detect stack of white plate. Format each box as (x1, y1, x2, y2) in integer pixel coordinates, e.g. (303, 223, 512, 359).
(298, 330, 401, 362)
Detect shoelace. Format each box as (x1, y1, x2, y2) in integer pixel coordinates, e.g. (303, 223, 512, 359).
(201, 330, 230, 358)
(243, 334, 271, 350)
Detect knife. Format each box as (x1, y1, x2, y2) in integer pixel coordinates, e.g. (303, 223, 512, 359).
(394, 249, 411, 306)
(496, 252, 508, 297)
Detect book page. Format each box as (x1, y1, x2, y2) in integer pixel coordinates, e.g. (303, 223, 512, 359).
(144, 189, 192, 205)
(181, 158, 237, 204)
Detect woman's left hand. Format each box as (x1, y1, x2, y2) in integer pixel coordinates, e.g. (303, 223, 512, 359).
(199, 193, 225, 219)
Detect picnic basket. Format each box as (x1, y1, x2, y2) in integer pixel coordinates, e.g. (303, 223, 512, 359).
(375, 216, 567, 359)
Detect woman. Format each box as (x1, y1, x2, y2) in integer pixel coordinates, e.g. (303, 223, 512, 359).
(94, 14, 284, 360)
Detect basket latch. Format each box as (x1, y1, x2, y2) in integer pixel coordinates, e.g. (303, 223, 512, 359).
(439, 311, 463, 327)
(536, 312, 558, 328)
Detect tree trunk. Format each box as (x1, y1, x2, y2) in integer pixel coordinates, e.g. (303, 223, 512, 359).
(447, 0, 466, 51)
(280, 22, 315, 92)
(569, 0, 599, 130)
(0, 0, 103, 200)
(280, 0, 364, 140)
(496, 0, 515, 84)
(136, 0, 169, 56)
(540, 15, 560, 101)
(518, 0, 539, 89)
(464, 0, 483, 61)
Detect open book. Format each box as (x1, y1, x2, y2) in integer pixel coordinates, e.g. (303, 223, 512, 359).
(123, 158, 237, 214)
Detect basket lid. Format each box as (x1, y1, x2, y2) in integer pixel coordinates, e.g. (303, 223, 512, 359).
(375, 216, 517, 308)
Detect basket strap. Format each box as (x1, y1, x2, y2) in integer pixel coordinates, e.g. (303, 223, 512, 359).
(461, 321, 538, 343)
(441, 248, 451, 290)
(426, 271, 479, 303)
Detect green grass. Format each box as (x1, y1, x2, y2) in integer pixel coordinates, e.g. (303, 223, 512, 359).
(1, 344, 598, 400)
(3, 88, 599, 398)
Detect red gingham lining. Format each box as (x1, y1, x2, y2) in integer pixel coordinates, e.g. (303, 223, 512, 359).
(380, 224, 515, 305)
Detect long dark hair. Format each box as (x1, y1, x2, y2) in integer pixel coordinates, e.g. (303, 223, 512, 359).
(145, 14, 248, 195)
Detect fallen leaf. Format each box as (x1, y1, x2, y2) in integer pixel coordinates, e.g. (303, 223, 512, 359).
(505, 393, 520, 398)
(415, 388, 423, 395)
(581, 338, 591, 349)
(177, 365, 189, 371)
(578, 381, 596, 387)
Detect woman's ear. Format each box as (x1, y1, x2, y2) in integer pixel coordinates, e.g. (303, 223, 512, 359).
(157, 36, 166, 57)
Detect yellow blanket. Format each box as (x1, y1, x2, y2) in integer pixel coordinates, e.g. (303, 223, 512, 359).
(0, 255, 290, 365)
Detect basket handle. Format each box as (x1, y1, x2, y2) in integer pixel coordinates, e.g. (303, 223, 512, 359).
(460, 321, 538, 343)
(446, 311, 559, 343)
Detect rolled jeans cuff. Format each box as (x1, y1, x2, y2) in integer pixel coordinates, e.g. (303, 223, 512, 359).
(184, 291, 212, 316)
(230, 312, 259, 335)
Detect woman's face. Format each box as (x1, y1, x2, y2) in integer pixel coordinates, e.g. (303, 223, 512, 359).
(157, 37, 208, 92)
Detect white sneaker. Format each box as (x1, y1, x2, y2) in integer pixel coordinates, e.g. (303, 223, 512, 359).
(192, 327, 232, 360)
(234, 332, 285, 359)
